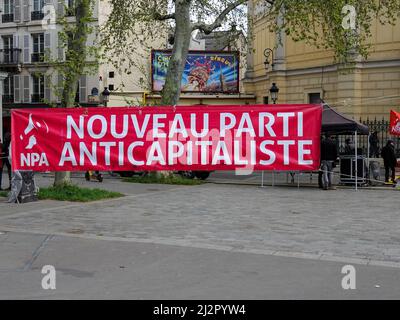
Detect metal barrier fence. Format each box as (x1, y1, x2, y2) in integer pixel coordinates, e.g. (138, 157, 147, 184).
(335, 118, 400, 157)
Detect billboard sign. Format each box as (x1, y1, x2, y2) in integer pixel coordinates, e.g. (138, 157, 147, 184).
(151, 50, 240, 93)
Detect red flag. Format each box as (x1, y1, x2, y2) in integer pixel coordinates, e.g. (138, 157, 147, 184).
(390, 110, 400, 136)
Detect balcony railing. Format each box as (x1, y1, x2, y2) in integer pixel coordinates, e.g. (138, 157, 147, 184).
(2, 95, 14, 104)
(0, 48, 22, 64)
(31, 93, 44, 103)
(31, 11, 44, 20)
(31, 52, 44, 63)
(2, 13, 14, 23)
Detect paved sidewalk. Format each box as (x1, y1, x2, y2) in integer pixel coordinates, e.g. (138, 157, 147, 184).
(1, 231, 399, 299)
(3, 178, 400, 264)
(1, 174, 400, 298)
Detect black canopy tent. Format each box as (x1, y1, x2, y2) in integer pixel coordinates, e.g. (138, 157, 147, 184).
(321, 103, 370, 190)
(321, 103, 369, 135)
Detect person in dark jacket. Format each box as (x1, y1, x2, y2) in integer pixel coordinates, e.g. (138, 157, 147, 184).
(381, 140, 397, 183)
(320, 135, 338, 190)
(369, 131, 379, 158)
(0, 132, 12, 190)
(344, 138, 354, 155)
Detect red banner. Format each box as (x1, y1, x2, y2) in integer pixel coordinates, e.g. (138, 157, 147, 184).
(11, 105, 322, 171)
(390, 110, 400, 136)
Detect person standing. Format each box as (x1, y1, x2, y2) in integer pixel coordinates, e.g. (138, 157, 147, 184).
(0, 132, 12, 190)
(369, 131, 379, 158)
(320, 135, 338, 190)
(344, 138, 354, 155)
(381, 140, 397, 183)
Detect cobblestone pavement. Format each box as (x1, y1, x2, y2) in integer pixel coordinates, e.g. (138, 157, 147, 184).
(1, 176, 400, 267)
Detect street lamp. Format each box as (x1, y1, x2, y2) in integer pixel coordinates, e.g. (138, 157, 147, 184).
(102, 87, 110, 107)
(263, 48, 274, 72)
(269, 82, 279, 104)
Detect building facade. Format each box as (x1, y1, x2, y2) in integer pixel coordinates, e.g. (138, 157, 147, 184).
(0, 0, 103, 110)
(0, 0, 151, 117)
(244, 0, 400, 120)
(0, 0, 151, 134)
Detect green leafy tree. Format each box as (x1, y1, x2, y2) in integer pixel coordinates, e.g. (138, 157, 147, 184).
(102, 0, 247, 106)
(263, 0, 400, 63)
(51, 0, 101, 186)
(56, 0, 100, 109)
(102, 0, 399, 106)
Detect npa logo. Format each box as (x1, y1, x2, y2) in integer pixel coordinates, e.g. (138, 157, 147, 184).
(19, 113, 49, 167)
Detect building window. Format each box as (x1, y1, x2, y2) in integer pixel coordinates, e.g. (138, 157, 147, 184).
(308, 92, 321, 104)
(2, 35, 13, 63)
(2, 0, 14, 22)
(108, 84, 114, 91)
(74, 82, 80, 103)
(31, 0, 45, 20)
(3, 75, 14, 103)
(66, 0, 75, 16)
(32, 33, 44, 62)
(32, 74, 45, 102)
(109, 71, 114, 78)
(263, 96, 269, 104)
(64, 32, 74, 60)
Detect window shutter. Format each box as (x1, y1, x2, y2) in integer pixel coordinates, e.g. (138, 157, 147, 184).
(23, 34, 30, 63)
(79, 75, 87, 103)
(44, 75, 51, 101)
(45, 32, 51, 59)
(58, 33, 64, 61)
(57, 73, 63, 103)
(13, 35, 19, 62)
(23, 75, 30, 103)
(14, 0, 21, 22)
(23, 0, 30, 22)
(45, 33, 51, 48)
(13, 35, 18, 49)
(57, 0, 65, 17)
(14, 75, 21, 103)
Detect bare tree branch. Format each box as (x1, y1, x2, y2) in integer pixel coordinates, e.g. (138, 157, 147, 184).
(152, 0, 176, 21)
(154, 12, 176, 20)
(192, 0, 275, 33)
(192, 0, 247, 33)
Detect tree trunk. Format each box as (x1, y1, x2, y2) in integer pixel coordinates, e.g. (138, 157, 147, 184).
(160, 0, 192, 106)
(54, 0, 91, 187)
(157, 0, 192, 178)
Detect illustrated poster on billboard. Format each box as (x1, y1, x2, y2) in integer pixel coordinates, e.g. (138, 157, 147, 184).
(151, 50, 240, 93)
